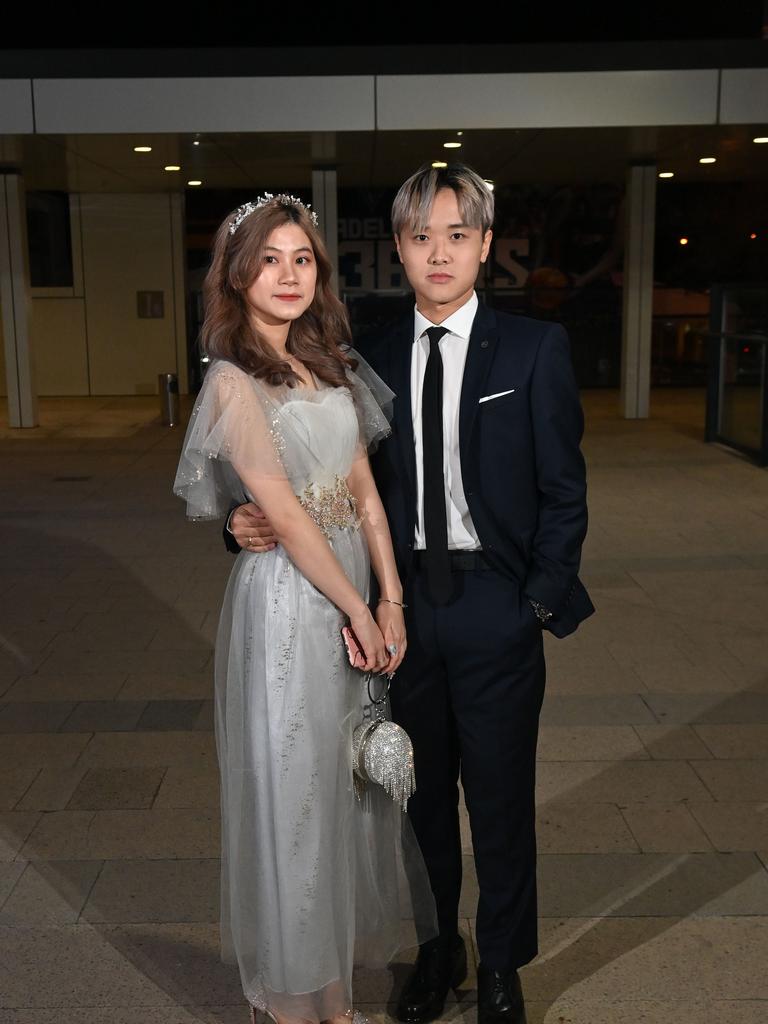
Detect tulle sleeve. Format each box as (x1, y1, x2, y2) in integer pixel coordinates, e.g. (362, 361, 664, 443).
(173, 359, 288, 521)
(342, 346, 396, 460)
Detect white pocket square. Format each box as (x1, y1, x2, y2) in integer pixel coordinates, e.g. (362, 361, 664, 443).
(478, 389, 516, 404)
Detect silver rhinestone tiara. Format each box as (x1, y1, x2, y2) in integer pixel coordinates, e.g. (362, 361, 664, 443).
(228, 193, 319, 235)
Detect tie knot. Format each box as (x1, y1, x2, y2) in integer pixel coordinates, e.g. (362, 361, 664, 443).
(425, 325, 449, 348)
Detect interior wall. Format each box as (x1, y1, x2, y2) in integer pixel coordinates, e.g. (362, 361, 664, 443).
(0, 302, 6, 396)
(81, 193, 179, 395)
(31, 297, 88, 394)
(1, 192, 182, 397)
(1, 294, 90, 398)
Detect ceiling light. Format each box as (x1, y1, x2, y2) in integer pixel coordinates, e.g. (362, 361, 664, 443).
(753, 137, 768, 144)
(443, 142, 462, 149)
(164, 165, 181, 172)
(750, 233, 757, 239)
(187, 180, 202, 186)
(134, 146, 152, 153)
(193, 140, 200, 146)
(457, 131, 464, 136)
(431, 161, 448, 168)
(679, 237, 689, 245)
(484, 180, 495, 191)
(699, 157, 716, 164)
(659, 172, 674, 178)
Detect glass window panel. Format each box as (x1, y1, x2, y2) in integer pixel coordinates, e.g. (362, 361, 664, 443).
(719, 337, 764, 452)
(26, 191, 73, 288)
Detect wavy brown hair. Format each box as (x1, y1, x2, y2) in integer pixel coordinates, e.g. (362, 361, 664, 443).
(201, 197, 355, 388)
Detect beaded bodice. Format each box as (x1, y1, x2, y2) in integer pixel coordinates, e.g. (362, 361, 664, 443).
(173, 352, 394, 526)
(245, 387, 362, 537)
(298, 475, 360, 537)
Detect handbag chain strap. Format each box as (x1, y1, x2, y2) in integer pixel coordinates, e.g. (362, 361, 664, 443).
(364, 671, 390, 723)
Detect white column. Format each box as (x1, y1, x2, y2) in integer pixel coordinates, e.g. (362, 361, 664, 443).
(0, 172, 37, 427)
(620, 163, 656, 419)
(311, 166, 339, 295)
(169, 191, 189, 394)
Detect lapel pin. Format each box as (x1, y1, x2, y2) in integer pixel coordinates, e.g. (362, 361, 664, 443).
(481, 339, 489, 349)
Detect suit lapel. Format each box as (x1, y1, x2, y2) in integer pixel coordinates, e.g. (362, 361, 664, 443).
(388, 313, 417, 493)
(387, 300, 499, 495)
(459, 301, 499, 466)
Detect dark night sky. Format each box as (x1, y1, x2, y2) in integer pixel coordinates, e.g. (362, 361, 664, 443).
(3, 3, 767, 49)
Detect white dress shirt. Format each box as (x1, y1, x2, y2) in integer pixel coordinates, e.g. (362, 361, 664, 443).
(411, 291, 481, 551)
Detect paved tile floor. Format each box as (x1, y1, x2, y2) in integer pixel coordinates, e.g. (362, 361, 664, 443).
(1, 388, 767, 1023)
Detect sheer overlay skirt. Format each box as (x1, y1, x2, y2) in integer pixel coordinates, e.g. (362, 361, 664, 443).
(214, 523, 436, 1021)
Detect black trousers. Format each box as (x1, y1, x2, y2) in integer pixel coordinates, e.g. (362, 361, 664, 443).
(390, 559, 546, 971)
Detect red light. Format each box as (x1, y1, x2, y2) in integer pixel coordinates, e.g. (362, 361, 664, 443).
(743, 347, 750, 353)
(750, 233, 757, 240)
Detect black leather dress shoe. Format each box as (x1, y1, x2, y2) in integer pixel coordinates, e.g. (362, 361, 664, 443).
(477, 964, 527, 1024)
(395, 934, 468, 1023)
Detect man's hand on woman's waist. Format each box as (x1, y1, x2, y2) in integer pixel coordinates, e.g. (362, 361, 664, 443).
(228, 502, 278, 552)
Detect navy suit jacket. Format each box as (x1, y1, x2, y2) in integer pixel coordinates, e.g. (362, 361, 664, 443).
(355, 300, 594, 639)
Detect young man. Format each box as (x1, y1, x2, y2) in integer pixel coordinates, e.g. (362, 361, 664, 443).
(225, 163, 593, 1024)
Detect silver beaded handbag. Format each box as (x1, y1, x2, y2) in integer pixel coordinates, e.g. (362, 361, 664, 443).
(352, 673, 416, 809)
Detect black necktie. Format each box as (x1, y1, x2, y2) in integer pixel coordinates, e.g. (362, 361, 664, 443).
(421, 325, 452, 604)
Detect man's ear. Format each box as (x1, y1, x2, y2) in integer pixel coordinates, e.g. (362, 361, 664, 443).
(480, 228, 493, 264)
(394, 233, 403, 264)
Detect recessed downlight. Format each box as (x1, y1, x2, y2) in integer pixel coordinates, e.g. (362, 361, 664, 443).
(659, 172, 674, 178)
(164, 165, 181, 172)
(134, 146, 152, 153)
(699, 157, 716, 164)
(753, 137, 768, 144)
(187, 180, 202, 186)
(443, 142, 462, 149)
(431, 161, 448, 168)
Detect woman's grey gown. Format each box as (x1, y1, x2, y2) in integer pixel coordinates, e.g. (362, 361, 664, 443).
(173, 351, 437, 1021)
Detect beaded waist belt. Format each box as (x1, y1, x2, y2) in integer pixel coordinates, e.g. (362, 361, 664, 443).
(297, 475, 360, 538)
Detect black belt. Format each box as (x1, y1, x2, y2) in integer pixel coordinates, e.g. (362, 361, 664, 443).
(412, 549, 490, 572)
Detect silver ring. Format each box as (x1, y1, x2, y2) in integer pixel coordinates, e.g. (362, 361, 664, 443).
(387, 643, 398, 655)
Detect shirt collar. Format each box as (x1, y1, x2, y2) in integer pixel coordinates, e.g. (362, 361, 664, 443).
(413, 290, 478, 344)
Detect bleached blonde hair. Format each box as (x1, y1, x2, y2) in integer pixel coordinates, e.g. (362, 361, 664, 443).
(391, 162, 495, 236)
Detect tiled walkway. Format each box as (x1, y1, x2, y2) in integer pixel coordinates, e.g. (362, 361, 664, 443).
(1, 388, 767, 1023)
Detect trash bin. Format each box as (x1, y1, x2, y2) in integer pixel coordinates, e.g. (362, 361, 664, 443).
(159, 372, 179, 427)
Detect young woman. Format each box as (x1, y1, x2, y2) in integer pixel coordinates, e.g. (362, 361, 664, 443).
(173, 194, 436, 1024)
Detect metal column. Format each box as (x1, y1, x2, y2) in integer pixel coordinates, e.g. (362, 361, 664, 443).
(620, 163, 656, 419)
(0, 172, 37, 427)
(311, 146, 339, 295)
